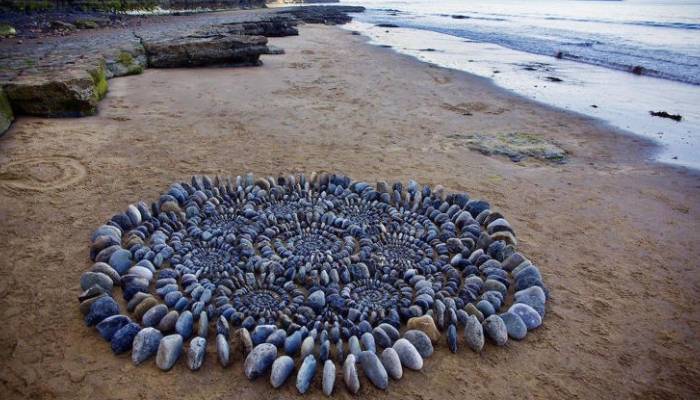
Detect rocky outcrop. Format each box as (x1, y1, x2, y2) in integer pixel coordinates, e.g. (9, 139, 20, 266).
(0, 5, 364, 125)
(0, 87, 13, 135)
(282, 5, 364, 25)
(0, 0, 265, 12)
(2, 60, 107, 117)
(211, 16, 299, 37)
(143, 34, 269, 68)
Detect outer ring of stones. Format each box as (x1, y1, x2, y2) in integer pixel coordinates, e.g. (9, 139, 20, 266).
(81, 172, 547, 394)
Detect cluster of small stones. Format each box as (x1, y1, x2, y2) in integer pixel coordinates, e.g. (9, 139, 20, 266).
(80, 172, 548, 394)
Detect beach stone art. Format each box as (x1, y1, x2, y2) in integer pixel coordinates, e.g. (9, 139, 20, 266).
(80, 172, 547, 393)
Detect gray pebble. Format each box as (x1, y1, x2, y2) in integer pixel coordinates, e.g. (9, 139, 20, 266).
(156, 334, 183, 371)
(359, 351, 388, 390)
(380, 347, 402, 380)
(464, 315, 484, 352)
(186, 337, 207, 371)
(270, 355, 294, 388)
(483, 314, 508, 346)
(343, 354, 360, 394)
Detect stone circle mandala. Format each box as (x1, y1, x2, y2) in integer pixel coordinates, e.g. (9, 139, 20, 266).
(80, 172, 548, 394)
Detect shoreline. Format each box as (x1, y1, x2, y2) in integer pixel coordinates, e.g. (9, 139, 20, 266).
(340, 24, 692, 177)
(342, 19, 700, 170)
(0, 21, 699, 400)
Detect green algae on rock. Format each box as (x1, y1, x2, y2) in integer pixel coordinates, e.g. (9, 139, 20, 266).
(3, 60, 108, 117)
(0, 24, 16, 38)
(457, 132, 567, 163)
(0, 88, 14, 135)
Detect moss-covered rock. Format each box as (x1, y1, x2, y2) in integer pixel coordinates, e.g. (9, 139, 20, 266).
(0, 24, 17, 38)
(75, 19, 99, 29)
(0, 87, 14, 135)
(104, 47, 147, 78)
(459, 132, 567, 163)
(3, 60, 108, 117)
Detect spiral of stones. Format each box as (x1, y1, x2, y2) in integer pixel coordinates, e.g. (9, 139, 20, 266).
(80, 172, 547, 393)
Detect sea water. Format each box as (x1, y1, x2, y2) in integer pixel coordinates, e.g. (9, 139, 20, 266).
(338, 0, 700, 169)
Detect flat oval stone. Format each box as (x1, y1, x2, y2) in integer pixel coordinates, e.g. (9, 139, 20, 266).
(217, 316, 230, 339)
(108, 248, 133, 275)
(156, 334, 183, 371)
(217, 333, 230, 367)
(373, 326, 393, 348)
(157, 310, 179, 333)
(176, 310, 193, 339)
(134, 297, 158, 320)
(142, 304, 168, 327)
(403, 330, 433, 358)
(270, 355, 295, 388)
(296, 355, 317, 394)
(80, 271, 113, 293)
(197, 311, 208, 338)
(307, 290, 326, 312)
(96, 314, 130, 341)
(378, 323, 400, 341)
(79, 292, 108, 315)
(465, 302, 485, 322)
(300, 336, 315, 359)
(111, 322, 140, 354)
(500, 312, 528, 340)
(132, 327, 163, 365)
(407, 315, 441, 343)
(284, 330, 302, 355)
(322, 359, 335, 396)
(509, 303, 542, 330)
(127, 292, 151, 312)
(266, 329, 287, 347)
(244, 343, 277, 379)
(380, 347, 402, 380)
(483, 314, 508, 346)
(361, 331, 376, 353)
(514, 286, 547, 317)
(187, 337, 207, 371)
(447, 324, 458, 353)
(358, 351, 388, 390)
(484, 279, 508, 298)
(476, 299, 496, 318)
(240, 328, 253, 355)
(348, 335, 361, 358)
(392, 338, 423, 370)
(85, 296, 119, 326)
(343, 354, 360, 394)
(464, 315, 484, 352)
(252, 325, 277, 345)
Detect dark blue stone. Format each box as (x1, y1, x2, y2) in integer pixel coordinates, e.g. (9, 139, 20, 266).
(111, 322, 141, 354)
(85, 297, 119, 326)
(96, 314, 131, 341)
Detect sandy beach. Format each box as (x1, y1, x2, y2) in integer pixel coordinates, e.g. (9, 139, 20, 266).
(1, 23, 699, 399)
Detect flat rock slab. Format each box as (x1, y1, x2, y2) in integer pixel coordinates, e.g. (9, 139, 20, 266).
(143, 34, 269, 68)
(2, 61, 107, 117)
(456, 132, 567, 163)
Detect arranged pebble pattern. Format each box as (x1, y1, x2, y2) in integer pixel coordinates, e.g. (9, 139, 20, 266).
(80, 172, 548, 394)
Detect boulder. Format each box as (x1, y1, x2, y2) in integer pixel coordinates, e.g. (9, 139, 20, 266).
(143, 34, 269, 68)
(3, 61, 107, 117)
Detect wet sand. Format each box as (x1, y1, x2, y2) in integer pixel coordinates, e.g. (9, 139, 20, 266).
(0, 24, 699, 399)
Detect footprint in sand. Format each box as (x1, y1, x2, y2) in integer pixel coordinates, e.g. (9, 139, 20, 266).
(0, 156, 87, 193)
